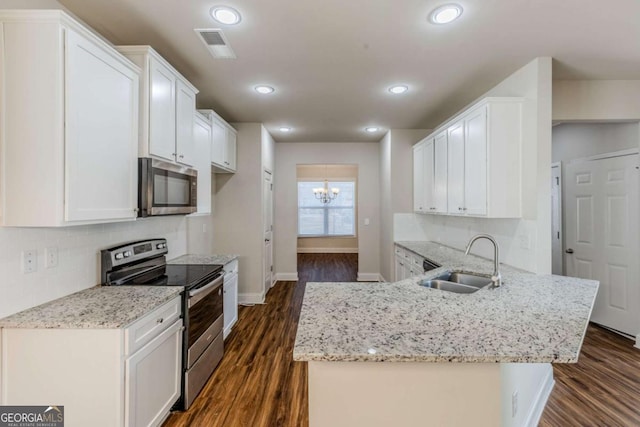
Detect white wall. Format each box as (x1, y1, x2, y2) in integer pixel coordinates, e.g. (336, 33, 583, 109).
(274, 143, 380, 280)
(0, 217, 187, 318)
(552, 122, 640, 163)
(379, 129, 429, 281)
(213, 123, 266, 301)
(553, 80, 640, 122)
(404, 58, 553, 274)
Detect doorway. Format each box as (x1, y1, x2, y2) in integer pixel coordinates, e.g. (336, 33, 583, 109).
(564, 150, 639, 336)
(551, 163, 562, 275)
(264, 170, 274, 293)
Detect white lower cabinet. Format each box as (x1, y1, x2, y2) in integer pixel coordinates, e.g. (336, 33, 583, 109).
(223, 259, 239, 339)
(394, 245, 424, 281)
(0, 296, 183, 427)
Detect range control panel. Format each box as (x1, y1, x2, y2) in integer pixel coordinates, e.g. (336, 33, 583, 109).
(101, 238, 168, 270)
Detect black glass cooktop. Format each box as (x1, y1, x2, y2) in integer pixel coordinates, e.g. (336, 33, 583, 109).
(127, 264, 223, 289)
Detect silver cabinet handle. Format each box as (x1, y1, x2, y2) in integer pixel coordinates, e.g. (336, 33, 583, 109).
(156, 318, 164, 324)
(565, 248, 574, 254)
(172, 153, 177, 157)
(179, 154, 184, 159)
(462, 207, 467, 211)
(458, 207, 463, 211)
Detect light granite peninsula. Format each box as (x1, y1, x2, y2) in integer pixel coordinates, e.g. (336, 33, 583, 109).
(294, 241, 598, 427)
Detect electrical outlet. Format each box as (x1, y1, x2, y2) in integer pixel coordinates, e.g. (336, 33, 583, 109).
(518, 234, 530, 250)
(22, 250, 37, 273)
(512, 391, 519, 417)
(45, 247, 58, 268)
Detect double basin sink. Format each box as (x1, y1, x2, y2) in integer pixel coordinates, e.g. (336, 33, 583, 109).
(419, 271, 494, 294)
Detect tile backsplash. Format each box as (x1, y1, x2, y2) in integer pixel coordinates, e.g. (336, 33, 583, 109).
(0, 216, 187, 318)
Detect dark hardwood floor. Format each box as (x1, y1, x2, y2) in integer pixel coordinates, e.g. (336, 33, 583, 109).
(164, 253, 640, 427)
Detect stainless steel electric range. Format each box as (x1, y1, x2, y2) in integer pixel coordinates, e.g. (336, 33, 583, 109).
(101, 238, 224, 410)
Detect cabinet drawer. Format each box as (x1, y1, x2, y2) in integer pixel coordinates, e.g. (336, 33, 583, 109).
(411, 254, 424, 267)
(125, 295, 182, 355)
(394, 246, 405, 257)
(224, 259, 238, 275)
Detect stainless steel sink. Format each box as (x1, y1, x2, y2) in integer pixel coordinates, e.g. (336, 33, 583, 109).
(432, 271, 493, 288)
(418, 271, 493, 294)
(418, 280, 482, 294)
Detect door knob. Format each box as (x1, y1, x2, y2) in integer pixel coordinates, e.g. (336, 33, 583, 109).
(565, 248, 574, 254)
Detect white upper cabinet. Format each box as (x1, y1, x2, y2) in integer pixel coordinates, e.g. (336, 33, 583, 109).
(148, 58, 177, 162)
(117, 46, 199, 167)
(433, 131, 448, 213)
(416, 97, 523, 218)
(0, 10, 139, 227)
(192, 112, 212, 215)
(201, 109, 237, 173)
(447, 120, 465, 214)
(413, 142, 426, 213)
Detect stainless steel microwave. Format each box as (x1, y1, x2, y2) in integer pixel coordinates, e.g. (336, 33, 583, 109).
(138, 158, 197, 217)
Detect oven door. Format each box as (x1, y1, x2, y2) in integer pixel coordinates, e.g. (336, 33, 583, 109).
(139, 158, 198, 217)
(186, 274, 224, 367)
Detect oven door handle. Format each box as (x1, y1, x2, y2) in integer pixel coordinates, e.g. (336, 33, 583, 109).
(188, 275, 224, 307)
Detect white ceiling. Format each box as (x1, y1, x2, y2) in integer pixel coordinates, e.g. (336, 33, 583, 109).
(58, 0, 640, 142)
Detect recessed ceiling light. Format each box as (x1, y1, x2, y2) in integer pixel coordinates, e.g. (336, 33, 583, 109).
(210, 6, 242, 25)
(365, 127, 380, 133)
(279, 127, 292, 132)
(254, 85, 275, 94)
(429, 4, 463, 24)
(389, 85, 409, 94)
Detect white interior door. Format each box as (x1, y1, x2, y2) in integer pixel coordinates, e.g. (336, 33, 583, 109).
(551, 163, 562, 275)
(565, 153, 639, 336)
(263, 170, 274, 292)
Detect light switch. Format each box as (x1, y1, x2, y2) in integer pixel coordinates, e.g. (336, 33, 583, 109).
(364, 218, 370, 226)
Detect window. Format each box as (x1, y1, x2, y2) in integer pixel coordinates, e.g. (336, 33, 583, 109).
(298, 181, 355, 236)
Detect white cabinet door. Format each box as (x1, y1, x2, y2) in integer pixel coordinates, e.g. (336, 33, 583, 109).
(464, 106, 488, 215)
(447, 120, 465, 214)
(125, 319, 182, 427)
(176, 80, 196, 166)
(423, 139, 435, 212)
(223, 271, 238, 339)
(413, 143, 425, 213)
(433, 131, 448, 213)
(226, 128, 237, 171)
(64, 29, 138, 222)
(193, 115, 212, 215)
(211, 118, 226, 167)
(149, 57, 177, 163)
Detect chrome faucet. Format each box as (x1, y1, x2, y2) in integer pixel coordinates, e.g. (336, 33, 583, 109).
(464, 234, 502, 288)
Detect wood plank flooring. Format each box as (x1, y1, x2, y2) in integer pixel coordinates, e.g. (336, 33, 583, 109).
(164, 253, 640, 427)
(540, 324, 640, 426)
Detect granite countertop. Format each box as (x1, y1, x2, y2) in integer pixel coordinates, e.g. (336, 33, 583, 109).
(169, 254, 238, 266)
(0, 286, 183, 329)
(293, 241, 599, 364)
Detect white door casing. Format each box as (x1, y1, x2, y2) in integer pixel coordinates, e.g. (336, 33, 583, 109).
(264, 170, 274, 292)
(565, 152, 639, 336)
(551, 163, 562, 275)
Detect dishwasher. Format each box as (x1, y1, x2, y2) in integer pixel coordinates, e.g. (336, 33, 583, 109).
(423, 258, 441, 272)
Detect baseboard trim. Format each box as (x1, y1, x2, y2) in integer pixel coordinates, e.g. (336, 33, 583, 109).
(297, 248, 358, 254)
(524, 365, 555, 427)
(238, 291, 265, 305)
(357, 273, 383, 282)
(636, 334, 640, 349)
(275, 272, 299, 281)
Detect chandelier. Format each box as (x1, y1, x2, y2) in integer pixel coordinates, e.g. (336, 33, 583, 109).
(313, 179, 340, 204)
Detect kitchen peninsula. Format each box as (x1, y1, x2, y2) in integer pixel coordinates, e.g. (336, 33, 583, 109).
(293, 242, 598, 427)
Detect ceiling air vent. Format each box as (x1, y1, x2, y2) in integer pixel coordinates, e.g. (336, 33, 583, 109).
(194, 28, 237, 59)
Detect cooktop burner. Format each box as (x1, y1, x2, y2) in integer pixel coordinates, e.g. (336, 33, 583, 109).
(162, 264, 223, 287)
